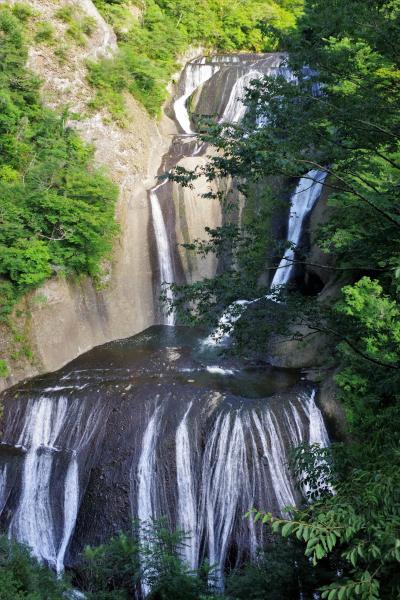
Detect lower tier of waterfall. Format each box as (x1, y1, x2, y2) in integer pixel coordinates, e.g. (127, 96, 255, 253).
(0, 325, 329, 587)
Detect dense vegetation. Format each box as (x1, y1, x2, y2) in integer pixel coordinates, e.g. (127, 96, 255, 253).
(89, 0, 303, 118)
(0, 6, 118, 323)
(0, 536, 69, 599)
(0, 523, 328, 599)
(164, 0, 400, 597)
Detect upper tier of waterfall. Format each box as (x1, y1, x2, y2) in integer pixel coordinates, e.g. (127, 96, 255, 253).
(270, 169, 327, 289)
(149, 53, 291, 326)
(205, 168, 328, 346)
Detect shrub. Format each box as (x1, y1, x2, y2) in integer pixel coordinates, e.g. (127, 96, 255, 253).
(0, 536, 68, 599)
(34, 21, 55, 44)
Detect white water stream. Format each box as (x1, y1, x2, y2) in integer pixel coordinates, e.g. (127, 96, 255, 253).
(176, 402, 199, 569)
(8, 397, 68, 570)
(4, 395, 106, 572)
(150, 181, 176, 326)
(271, 169, 327, 288)
(174, 60, 221, 134)
(134, 388, 329, 589)
(205, 169, 328, 344)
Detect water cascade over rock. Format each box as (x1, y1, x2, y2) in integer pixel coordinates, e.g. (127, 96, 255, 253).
(149, 53, 289, 322)
(0, 53, 331, 595)
(206, 169, 328, 344)
(0, 328, 329, 586)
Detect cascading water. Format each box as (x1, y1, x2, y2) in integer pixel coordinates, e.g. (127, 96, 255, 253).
(205, 169, 327, 344)
(0, 389, 108, 572)
(0, 54, 332, 595)
(220, 68, 263, 123)
(270, 169, 327, 289)
(151, 54, 290, 327)
(150, 182, 176, 326)
(0, 325, 330, 588)
(176, 402, 199, 570)
(174, 58, 221, 134)
(130, 383, 329, 589)
(150, 58, 230, 322)
(8, 397, 69, 569)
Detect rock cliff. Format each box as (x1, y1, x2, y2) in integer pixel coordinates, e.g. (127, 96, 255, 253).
(0, 1, 220, 391)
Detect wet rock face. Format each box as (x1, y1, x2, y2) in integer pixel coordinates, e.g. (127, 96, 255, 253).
(0, 326, 329, 581)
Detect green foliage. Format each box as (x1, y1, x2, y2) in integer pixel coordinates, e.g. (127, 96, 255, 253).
(225, 538, 329, 599)
(11, 3, 34, 23)
(0, 7, 118, 317)
(0, 536, 69, 599)
(55, 6, 96, 46)
(34, 21, 55, 44)
(79, 520, 218, 599)
(0, 359, 9, 377)
(79, 520, 328, 599)
(89, 0, 304, 118)
(335, 278, 400, 369)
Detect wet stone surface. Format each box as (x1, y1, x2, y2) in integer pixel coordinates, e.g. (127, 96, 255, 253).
(0, 325, 328, 580)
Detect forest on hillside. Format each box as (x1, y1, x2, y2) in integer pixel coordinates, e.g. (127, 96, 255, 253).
(0, 0, 399, 599)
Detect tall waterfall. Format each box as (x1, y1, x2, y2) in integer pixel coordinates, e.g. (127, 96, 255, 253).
(131, 386, 329, 588)
(150, 182, 176, 326)
(176, 402, 199, 569)
(0, 389, 108, 572)
(270, 169, 327, 289)
(0, 54, 331, 593)
(8, 397, 69, 570)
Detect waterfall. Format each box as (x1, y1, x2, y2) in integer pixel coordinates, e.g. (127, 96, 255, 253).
(200, 410, 257, 587)
(129, 387, 329, 592)
(56, 456, 79, 573)
(0, 55, 332, 594)
(0, 337, 330, 591)
(307, 389, 330, 447)
(220, 69, 263, 123)
(205, 169, 327, 344)
(137, 405, 162, 528)
(8, 397, 69, 569)
(174, 60, 220, 134)
(253, 411, 296, 511)
(270, 169, 327, 289)
(176, 402, 199, 569)
(150, 181, 176, 326)
(0, 465, 8, 514)
(1, 392, 107, 572)
(153, 54, 293, 335)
